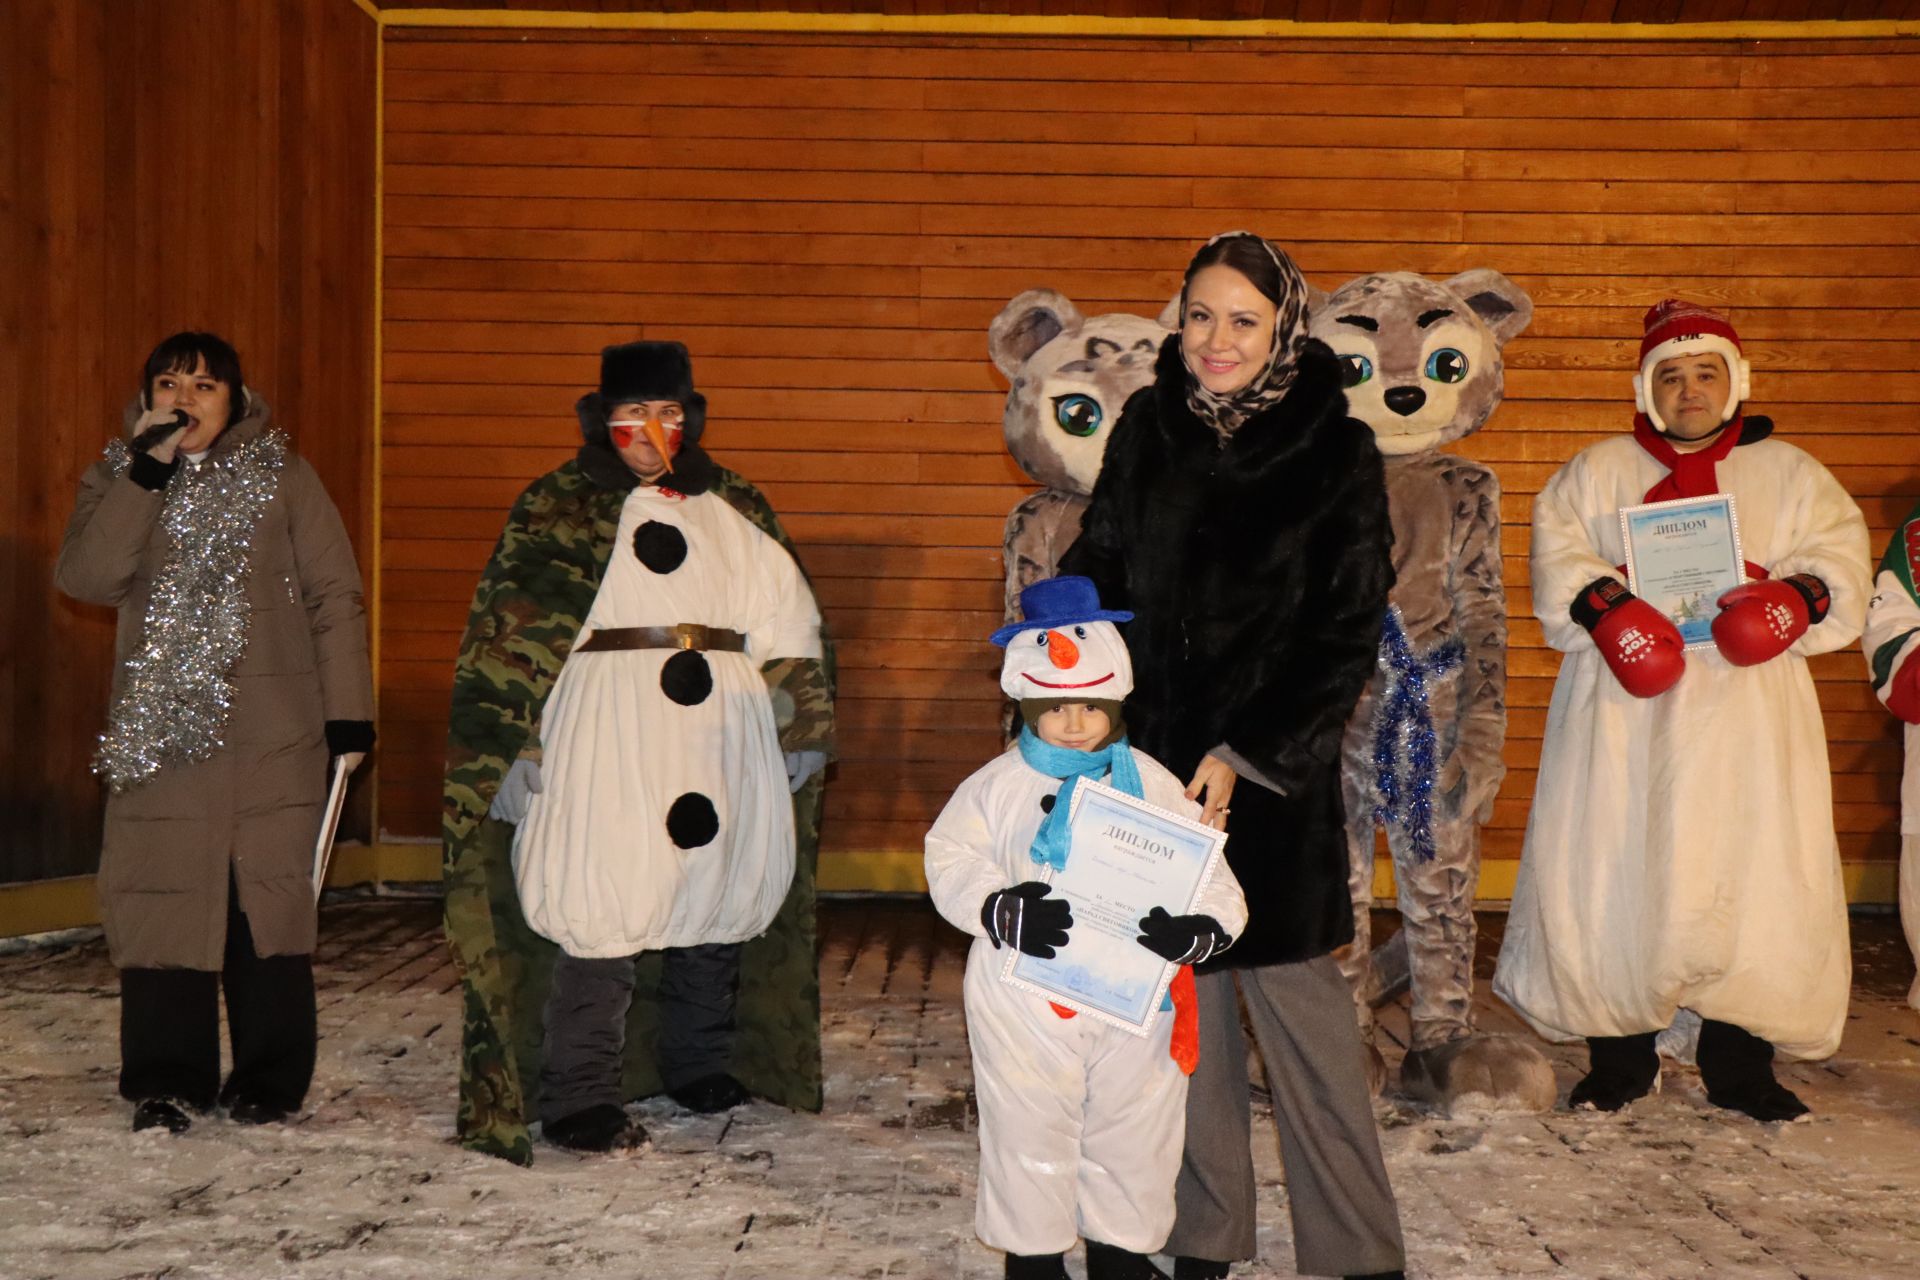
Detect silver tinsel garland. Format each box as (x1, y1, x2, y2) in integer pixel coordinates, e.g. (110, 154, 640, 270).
(94, 430, 288, 791)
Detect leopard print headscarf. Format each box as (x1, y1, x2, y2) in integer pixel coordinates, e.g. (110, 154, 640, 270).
(1179, 231, 1312, 442)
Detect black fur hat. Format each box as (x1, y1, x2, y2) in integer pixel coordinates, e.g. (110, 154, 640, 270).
(575, 340, 715, 494)
(600, 340, 694, 404)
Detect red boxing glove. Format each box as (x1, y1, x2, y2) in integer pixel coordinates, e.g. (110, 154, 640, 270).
(1711, 575, 1828, 668)
(1570, 577, 1686, 698)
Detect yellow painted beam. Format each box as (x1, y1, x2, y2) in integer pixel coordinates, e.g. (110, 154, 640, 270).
(372, 9, 1917, 41)
(0, 876, 99, 939)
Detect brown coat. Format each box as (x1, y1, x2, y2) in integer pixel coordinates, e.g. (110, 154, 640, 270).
(55, 398, 373, 969)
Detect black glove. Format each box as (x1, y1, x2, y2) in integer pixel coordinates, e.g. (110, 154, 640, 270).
(1136, 906, 1231, 965)
(325, 720, 377, 754)
(981, 881, 1072, 958)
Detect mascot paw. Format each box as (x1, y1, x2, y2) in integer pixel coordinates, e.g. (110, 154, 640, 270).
(1401, 1035, 1557, 1115)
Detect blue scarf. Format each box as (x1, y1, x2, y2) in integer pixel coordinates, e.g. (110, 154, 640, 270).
(1017, 725, 1145, 872)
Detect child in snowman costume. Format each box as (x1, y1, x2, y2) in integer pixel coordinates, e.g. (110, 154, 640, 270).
(926, 576, 1248, 1280)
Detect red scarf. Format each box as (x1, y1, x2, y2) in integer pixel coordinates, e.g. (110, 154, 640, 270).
(1630, 412, 1768, 582)
(1632, 411, 1744, 504)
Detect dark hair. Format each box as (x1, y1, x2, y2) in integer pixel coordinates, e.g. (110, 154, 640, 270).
(142, 331, 247, 426)
(1182, 234, 1286, 309)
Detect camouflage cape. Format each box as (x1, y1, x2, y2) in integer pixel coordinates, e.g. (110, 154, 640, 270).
(442, 458, 834, 1165)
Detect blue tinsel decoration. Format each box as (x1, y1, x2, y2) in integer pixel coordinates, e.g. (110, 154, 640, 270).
(1370, 607, 1464, 862)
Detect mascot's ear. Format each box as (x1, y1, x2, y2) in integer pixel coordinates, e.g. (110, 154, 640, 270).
(1156, 293, 1182, 330)
(990, 289, 1083, 379)
(1444, 268, 1534, 347)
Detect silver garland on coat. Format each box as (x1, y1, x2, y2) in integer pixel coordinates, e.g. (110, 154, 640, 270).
(93, 430, 288, 791)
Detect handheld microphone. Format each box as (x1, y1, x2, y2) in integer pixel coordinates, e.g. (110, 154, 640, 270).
(130, 409, 192, 453)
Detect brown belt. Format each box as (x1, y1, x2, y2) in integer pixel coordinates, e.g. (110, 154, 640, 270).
(574, 624, 748, 653)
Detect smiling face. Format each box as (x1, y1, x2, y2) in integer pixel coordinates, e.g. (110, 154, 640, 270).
(1181, 264, 1278, 396)
(1648, 353, 1733, 448)
(999, 618, 1133, 703)
(1031, 702, 1113, 752)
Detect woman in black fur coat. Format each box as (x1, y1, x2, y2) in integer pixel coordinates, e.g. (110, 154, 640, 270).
(1061, 233, 1405, 1280)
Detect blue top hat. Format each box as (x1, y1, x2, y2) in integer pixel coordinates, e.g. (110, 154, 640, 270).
(989, 575, 1134, 647)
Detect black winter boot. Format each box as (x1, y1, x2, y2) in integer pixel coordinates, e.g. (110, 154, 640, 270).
(1172, 1258, 1230, 1279)
(1697, 1019, 1809, 1122)
(1568, 1031, 1659, 1111)
(668, 1072, 750, 1115)
(1085, 1240, 1169, 1279)
(545, 1103, 648, 1152)
(1005, 1253, 1070, 1280)
(132, 1096, 193, 1134)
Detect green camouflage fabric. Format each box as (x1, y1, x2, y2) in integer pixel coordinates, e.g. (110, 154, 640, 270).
(441, 458, 835, 1165)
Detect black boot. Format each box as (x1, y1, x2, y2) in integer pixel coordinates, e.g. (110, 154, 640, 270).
(1086, 1240, 1169, 1279)
(1568, 1031, 1659, 1111)
(667, 1071, 750, 1115)
(132, 1096, 193, 1134)
(1172, 1259, 1229, 1280)
(1697, 1019, 1809, 1122)
(1005, 1253, 1069, 1280)
(545, 1103, 648, 1152)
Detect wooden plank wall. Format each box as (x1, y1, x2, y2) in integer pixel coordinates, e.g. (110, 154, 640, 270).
(379, 28, 1919, 891)
(1, 0, 378, 885)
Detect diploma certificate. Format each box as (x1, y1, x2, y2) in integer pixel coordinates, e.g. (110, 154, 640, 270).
(1003, 778, 1228, 1036)
(1620, 494, 1745, 649)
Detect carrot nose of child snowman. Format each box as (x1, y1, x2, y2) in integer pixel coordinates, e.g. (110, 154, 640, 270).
(1047, 629, 1080, 668)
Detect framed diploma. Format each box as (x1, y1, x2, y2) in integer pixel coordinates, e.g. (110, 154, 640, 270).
(1619, 493, 1746, 650)
(1002, 778, 1229, 1036)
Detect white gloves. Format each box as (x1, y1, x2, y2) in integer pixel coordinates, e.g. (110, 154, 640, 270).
(489, 756, 544, 824)
(784, 749, 828, 793)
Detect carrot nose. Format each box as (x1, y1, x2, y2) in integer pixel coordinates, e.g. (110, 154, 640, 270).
(642, 420, 677, 473)
(1046, 629, 1080, 668)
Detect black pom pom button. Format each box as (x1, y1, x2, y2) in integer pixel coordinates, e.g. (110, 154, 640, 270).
(1039, 793, 1056, 814)
(633, 521, 688, 573)
(667, 793, 720, 849)
(660, 650, 713, 707)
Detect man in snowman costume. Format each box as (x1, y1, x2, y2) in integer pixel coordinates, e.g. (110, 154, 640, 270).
(1493, 301, 1868, 1121)
(927, 575, 1247, 1280)
(480, 341, 830, 1154)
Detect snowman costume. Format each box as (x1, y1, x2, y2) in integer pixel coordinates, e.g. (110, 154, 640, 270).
(925, 576, 1246, 1264)
(1861, 503, 1920, 1011)
(506, 342, 825, 1134)
(1494, 303, 1869, 1065)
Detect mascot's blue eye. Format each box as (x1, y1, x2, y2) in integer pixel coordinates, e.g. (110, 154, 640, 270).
(1034, 633, 1047, 646)
(1339, 355, 1373, 387)
(1425, 348, 1468, 384)
(1052, 394, 1103, 438)
(1073, 625, 1087, 638)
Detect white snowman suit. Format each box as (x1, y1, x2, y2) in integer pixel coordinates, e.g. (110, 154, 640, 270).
(1860, 512, 1920, 1011)
(925, 616, 1246, 1257)
(513, 481, 823, 958)
(1493, 430, 1868, 1059)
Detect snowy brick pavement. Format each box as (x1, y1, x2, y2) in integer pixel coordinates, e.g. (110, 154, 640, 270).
(2, 897, 1918, 1280)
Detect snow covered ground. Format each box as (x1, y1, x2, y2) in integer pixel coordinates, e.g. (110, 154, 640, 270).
(2, 897, 1917, 1280)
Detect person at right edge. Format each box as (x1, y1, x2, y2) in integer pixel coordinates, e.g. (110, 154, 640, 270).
(1062, 230, 1406, 1280)
(1493, 300, 1869, 1121)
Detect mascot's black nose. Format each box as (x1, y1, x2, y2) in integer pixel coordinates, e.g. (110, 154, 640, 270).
(1384, 386, 1426, 417)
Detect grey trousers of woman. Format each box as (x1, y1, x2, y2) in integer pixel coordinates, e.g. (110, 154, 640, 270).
(1167, 958, 1406, 1277)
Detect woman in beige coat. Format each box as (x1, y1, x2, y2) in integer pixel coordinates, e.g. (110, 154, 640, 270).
(56, 332, 374, 1135)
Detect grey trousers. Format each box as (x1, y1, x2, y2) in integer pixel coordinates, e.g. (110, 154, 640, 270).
(1167, 958, 1406, 1277)
(537, 942, 742, 1125)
